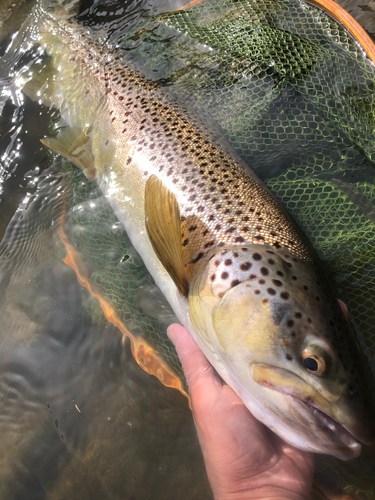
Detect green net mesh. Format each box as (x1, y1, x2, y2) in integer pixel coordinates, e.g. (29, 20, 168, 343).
(61, 165, 186, 388)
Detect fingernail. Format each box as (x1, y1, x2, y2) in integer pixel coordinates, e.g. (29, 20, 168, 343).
(167, 325, 177, 345)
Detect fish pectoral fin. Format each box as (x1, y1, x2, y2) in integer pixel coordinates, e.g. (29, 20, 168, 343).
(41, 127, 96, 179)
(145, 175, 189, 297)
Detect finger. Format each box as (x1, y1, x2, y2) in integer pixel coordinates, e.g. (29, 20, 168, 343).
(338, 299, 348, 320)
(167, 323, 219, 390)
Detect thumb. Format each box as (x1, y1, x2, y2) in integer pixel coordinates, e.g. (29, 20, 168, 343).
(167, 323, 217, 390)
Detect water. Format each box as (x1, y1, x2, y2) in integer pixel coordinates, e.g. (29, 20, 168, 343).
(0, 1, 375, 498)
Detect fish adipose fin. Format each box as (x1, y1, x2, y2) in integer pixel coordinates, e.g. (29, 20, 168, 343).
(41, 127, 96, 179)
(145, 175, 189, 297)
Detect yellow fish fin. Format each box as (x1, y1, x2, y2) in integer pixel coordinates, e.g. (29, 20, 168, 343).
(145, 175, 189, 297)
(41, 127, 96, 179)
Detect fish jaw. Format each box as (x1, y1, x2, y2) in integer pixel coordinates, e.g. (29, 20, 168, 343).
(250, 363, 362, 459)
(188, 246, 375, 458)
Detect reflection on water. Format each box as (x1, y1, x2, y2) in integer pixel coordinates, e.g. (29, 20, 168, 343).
(0, 0, 375, 498)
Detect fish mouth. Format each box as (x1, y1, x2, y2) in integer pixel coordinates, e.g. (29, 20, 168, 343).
(289, 396, 361, 457)
(252, 363, 362, 458)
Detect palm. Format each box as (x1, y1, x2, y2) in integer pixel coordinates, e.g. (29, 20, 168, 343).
(168, 323, 314, 500)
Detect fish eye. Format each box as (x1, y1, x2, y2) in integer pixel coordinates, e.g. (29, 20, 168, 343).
(302, 349, 326, 376)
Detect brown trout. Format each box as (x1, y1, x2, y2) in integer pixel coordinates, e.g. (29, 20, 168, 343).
(8, 0, 374, 459)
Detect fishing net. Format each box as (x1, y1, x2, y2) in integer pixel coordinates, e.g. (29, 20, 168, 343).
(56, 0, 375, 497)
(60, 165, 186, 389)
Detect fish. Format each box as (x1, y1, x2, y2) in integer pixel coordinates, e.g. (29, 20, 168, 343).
(5, 0, 375, 460)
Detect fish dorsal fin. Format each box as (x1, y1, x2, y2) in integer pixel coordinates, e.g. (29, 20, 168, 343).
(41, 127, 96, 179)
(145, 175, 189, 297)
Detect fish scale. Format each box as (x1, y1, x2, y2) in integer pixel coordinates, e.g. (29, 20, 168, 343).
(43, 19, 312, 267)
(105, 61, 313, 265)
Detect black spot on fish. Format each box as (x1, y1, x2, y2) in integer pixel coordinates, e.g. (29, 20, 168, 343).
(224, 259, 233, 266)
(255, 290, 261, 294)
(240, 262, 252, 271)
(249, 274, 257, 279)
(287, 320, 294, 328)
(286, 354, 293, 361)
(277, 271, 284, 277)
(192, 252, 204, 263)
(211, 274, 216, 282)
(271, 302, 290, 325)
(231, 280, 241, 288)
(267, 288, 276, 296)
(272, 279, 282, 287)
(253, 253, 262, 260)
(281, 292, 290, 300)
(268, 259, 275, 265)
(221, 272, 229, 280)
(295, 312, 302, 319)
(260, 267, 269, 276)
(348, 385, 358, 399)
(263, 298, 269, 304)
(235, 236, 245, 243)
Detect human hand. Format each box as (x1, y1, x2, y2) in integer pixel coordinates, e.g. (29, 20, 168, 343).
(167, 324, 314, 500)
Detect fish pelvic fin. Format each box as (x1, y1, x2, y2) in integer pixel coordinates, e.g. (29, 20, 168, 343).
(145, 175, 189, 297)
(41, 127, 96, 179)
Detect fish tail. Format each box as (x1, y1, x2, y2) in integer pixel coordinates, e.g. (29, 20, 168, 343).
(0, 0, 79, 111)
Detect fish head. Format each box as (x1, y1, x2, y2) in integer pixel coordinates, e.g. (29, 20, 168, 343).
(189, 246, 375, 459)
